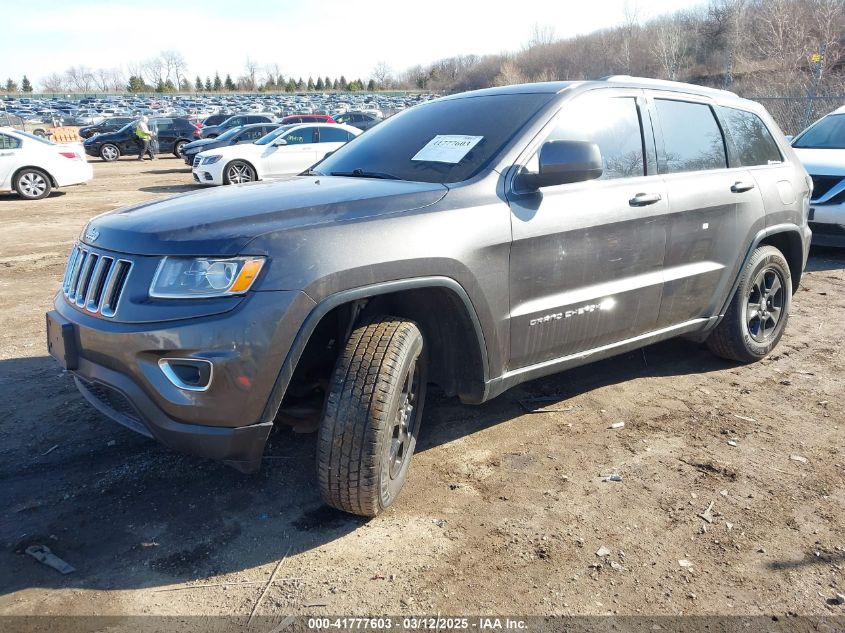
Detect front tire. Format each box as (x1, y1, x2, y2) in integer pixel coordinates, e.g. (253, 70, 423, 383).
(100, 144, 119, 162)
(14, 168, 52, 200)
(223, 160, 256, 184)
(318, 316, 428, 517)
(706, 245, 792, 363)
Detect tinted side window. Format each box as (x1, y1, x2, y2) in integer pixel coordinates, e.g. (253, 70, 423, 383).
(717, 106, 782, 166)
(241, 127, 266, 141)
(284, 127, 315, 145)
(538, 96, 645, 180)
(655, 99, 726, 173)
(0, 134, 21, 149)
(319, 126, 352, 143)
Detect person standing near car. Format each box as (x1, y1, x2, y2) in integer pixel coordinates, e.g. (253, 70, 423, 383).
(136, 116, 155, 161)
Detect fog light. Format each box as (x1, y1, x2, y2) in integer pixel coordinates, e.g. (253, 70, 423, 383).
(158, 358, 213, 391)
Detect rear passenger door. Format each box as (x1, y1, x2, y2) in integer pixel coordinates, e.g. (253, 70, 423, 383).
(153, 118, 176, 153)
(648, 94, 766, 328)
(507, 89, 669, 369)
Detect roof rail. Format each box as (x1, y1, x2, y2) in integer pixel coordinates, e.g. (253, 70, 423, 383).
(598, 75, 738, 98)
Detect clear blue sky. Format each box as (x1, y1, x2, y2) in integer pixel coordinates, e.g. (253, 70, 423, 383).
(3, 0, 705, 87)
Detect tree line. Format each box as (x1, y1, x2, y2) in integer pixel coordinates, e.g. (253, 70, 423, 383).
(2, 0, 843, 97)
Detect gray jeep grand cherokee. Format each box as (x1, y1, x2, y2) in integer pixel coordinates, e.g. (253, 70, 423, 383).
(47, 77, 812, 516)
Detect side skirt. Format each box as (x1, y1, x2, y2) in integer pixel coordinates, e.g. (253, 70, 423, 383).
(479, 316, 718, 402)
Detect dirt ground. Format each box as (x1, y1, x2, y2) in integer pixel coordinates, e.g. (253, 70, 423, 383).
(0, 156, 843, 620)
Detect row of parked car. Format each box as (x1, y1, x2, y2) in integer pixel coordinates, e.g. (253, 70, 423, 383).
(0, 90, 843, 251)
(77, 110, 383, 163)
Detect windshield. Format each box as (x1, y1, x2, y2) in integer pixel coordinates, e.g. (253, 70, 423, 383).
(793, 114, 845, 149)
(313, 93, 553, 183)
(216, 126, 244, 141)
(254, 124, 295, 145)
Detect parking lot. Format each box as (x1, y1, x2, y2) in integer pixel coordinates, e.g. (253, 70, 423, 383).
(0, 156, 843, 617)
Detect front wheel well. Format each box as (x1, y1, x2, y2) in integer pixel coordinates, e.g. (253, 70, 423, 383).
(758, 230, 804, 292)
(276, 286, 486, 424)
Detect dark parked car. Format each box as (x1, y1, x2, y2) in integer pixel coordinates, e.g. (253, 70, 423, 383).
(48, 78, 810, 517)
(333, 111, 381, 131)
(78, 117, 135, 139)
(82, 117, 201, 161)
(201, 114, 275, 139)
(201, 113, 231, 127)
(181, 123, 280, 165)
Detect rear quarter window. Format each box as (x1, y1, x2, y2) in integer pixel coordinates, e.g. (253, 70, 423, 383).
(0, 133, 21, 149)
(717, 106, 782, 166)
(655, 99, 727, 173)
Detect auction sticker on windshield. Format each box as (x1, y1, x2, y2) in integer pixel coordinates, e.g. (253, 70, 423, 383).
(411, 135, 483, 163)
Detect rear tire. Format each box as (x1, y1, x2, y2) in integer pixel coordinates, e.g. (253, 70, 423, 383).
(174, 140, 187, 157)
(706, 245, 791, 363)
(317, 316, 428, 517)
(14, 168, 52, 200)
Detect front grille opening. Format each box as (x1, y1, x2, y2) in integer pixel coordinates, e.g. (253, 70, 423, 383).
(810, 175, 842, 200)
(61, 245, 132, 318)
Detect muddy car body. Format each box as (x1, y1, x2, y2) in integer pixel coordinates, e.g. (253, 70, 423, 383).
(48, 77, 811, 516)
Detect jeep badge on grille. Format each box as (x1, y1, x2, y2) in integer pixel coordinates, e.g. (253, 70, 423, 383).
(84, 226, 99, 242)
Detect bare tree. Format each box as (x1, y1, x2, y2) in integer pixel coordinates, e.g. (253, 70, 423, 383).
(41, 72, 65, 93)
(527, 22, 556, 48)
(64, 66, 94, 92)
(161, 50, 188, 90)
(652, 16, 684, 80)
(244, 57, 259, 91)
(141, 57, 165, 87)
(494, 59, 528, 86)
(619, 1, 641, 73)
(372, 61, 393, 87)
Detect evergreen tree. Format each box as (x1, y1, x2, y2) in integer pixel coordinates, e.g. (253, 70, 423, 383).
(163, 79, 176, 93)
(324, 76, 332, 91)
(367, 79, 376, 91)
(155, 78, 166, 93)
(212, 72, 222, 91)
(296, 77, 304, 90)
(195, 75, 203, 91)
(127, 75, 146, 92)
(315, 77, 324, 90)
(5, 78, 17, 92)
(20, 75, 32, 92)
(339, 75, 348, 90)
(204, 77, 212, 91)
(332, 78, 339, 90)
(224, 74, 236, 91)
(285, 78, 297, 92)
(307, 76, 314, 91)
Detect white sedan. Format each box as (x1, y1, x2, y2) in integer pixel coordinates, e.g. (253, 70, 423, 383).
(0, 127, 93, 200)
(192, 123, 361, 186)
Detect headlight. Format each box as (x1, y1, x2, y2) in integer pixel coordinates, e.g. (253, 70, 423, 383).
(201, 155, 222, 165)
(150, 257, 265, 298)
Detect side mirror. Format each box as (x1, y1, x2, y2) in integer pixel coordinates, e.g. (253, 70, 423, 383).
(274, 138, 287, 146)
(519, 140, 603, 190)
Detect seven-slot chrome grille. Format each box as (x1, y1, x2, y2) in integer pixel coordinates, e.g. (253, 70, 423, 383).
(62, 245, 132, 318)
(193, 155, 201, 168)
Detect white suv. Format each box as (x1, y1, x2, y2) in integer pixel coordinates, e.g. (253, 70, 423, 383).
(791, 105, 845, 246)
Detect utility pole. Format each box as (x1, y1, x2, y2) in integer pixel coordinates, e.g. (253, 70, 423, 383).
(803, 42, 827, 130)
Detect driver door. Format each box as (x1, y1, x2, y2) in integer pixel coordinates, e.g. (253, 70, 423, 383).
(264, 126, 318, 177)
(507, 89, 669, 369)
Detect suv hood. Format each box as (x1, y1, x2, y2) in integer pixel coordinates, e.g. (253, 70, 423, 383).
(82, 177, 449, 256)
(793, 147, 845, 176)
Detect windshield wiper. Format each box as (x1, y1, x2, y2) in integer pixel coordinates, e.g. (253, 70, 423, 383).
(330, 169, 400, 180)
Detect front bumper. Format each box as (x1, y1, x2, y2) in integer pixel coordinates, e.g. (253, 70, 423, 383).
(809, 201, 845, 247)
(50, 288, 316, 472)
(192, 165, 223, 185)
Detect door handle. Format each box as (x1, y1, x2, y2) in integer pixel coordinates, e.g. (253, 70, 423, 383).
(731, 181, 755, 193)
(629, 192, 662, 206)
(0, 152, 11, 157)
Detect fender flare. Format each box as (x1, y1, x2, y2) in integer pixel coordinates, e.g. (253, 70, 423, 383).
(716, 223, 808, 319)
(259, 276, 490, 424)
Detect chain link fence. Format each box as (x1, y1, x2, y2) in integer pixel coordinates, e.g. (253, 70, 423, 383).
(749, 96, 844, 136)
